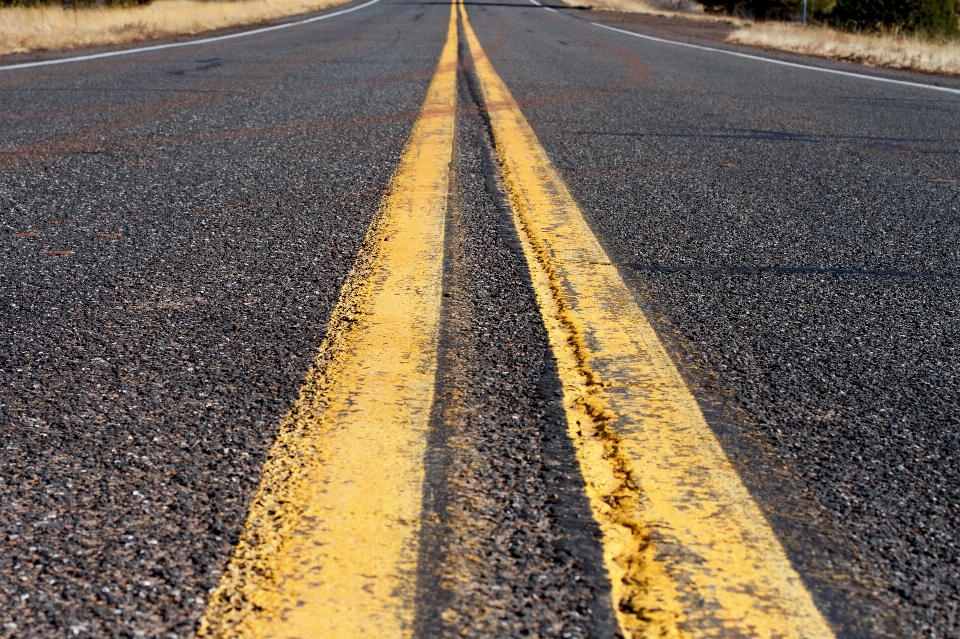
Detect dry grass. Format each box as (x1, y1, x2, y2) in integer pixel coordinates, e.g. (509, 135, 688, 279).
(727, 22, 960, 75)
(575, 0, 960, 76)
(0, 0, 348, 56)
(570, 0, 746, 24)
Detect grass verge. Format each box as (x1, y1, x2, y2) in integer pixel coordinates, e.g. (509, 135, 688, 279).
(726, 22, 960, 75)
(577, 0, 959, 76)
(0, 0, 349, 57)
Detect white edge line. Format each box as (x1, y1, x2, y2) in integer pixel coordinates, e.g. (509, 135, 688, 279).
(528, 0, 559, 11)
(593, 22, 960, 96)
(0, 0, 381, 72)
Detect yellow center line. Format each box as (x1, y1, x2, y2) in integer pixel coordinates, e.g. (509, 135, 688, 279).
(457, 4, 836, 638)
(196, 5, 459, 638)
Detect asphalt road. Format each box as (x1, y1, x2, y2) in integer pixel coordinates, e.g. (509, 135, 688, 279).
(1, 0, 959, 637)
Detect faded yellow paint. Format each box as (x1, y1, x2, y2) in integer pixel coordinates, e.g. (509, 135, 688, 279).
(196, 6, 459, 638)
(458, 4, 836, 638)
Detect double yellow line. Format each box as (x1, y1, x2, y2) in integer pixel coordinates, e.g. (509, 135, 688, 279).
(198, 2, 837, 638)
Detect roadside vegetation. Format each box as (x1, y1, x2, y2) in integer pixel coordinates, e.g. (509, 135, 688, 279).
(581, 0, 959, 75)
(0, 0, 347, 56)
(702, 0, 958, 35)
(0, 0, 956, 75)
(728, 21, 960, 74)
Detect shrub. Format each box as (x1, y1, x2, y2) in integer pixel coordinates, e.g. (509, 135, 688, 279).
(832, 0, 959, 35)
(702, 0, 957, 35)
(702, 0, 835, 20)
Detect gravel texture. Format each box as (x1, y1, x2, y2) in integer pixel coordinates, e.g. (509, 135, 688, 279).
(414, 72, 618, 639)
(467, 2, 960, 636)
(0, 3, 441, 636)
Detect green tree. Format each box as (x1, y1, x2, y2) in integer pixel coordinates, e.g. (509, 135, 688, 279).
(832, 0, 959, 34)
(701, 0, 834, 20)
(702, 0, 956, 34)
